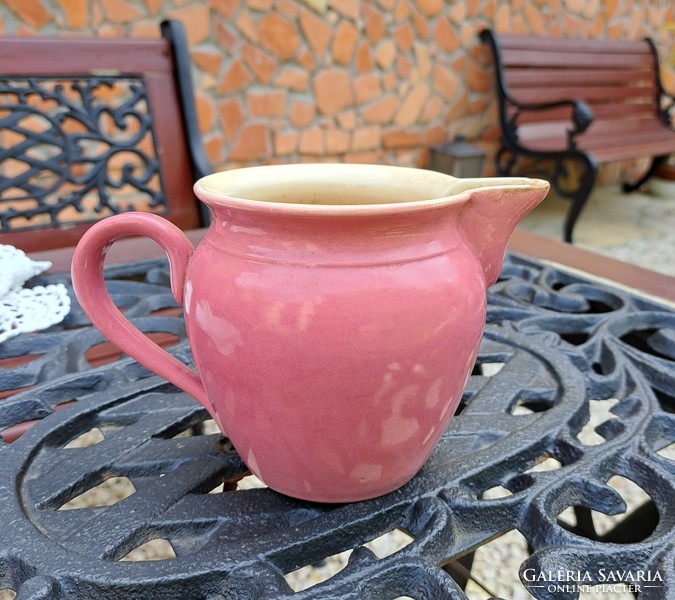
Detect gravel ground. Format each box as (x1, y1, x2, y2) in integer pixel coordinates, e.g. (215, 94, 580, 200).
(593, 231, 675, 278)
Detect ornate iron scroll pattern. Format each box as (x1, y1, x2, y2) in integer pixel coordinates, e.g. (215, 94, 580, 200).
(0, 76, 166, 232)
(487, 257, 675, 599)
(0, 259, 182, 412)
(0, 254, 673, 599)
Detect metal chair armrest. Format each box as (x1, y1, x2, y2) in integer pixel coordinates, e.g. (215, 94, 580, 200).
(506, 98, 594, 150)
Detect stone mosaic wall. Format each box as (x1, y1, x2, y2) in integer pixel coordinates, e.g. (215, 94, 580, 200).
(1, 0, 674, 179)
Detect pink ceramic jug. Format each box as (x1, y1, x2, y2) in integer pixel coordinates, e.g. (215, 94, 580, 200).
(71, 164, 548, 502)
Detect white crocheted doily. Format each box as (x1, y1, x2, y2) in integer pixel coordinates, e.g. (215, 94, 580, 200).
(0, 244, 71, 343)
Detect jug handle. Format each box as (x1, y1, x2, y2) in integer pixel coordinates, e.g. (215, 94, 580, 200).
(71, 213, 214, 419)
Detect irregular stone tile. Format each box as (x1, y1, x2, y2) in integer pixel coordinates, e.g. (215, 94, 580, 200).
(129, 19, 158, 37)
(168, 4, 210, 44)
(416, 0, 444, 18)
(432, 65, 461, 102)
(258, 13, 300, 60)
(524, 1, 545, 34)
(210, 0, 238, 19)
(353, 73, 381, 105)
(396, 55, 412, 78)
(329, 0, 359, 21)
(313, 69, 353, 115)
(146, 0, 164, 15)
(466, 59, 492, 94)
(229, 123, 271, 161)
(361, 95, 399, 125)
(363, 4, 385, 44)
(332, 20, 359, 65)
(196, 93, 216, 134)
(299, 7, 332, 59)
(421, 95, 443, 123)
(247, 0, 274, 10)
(218, 59, 254, 94)
(274, 130, 298, 156)
(204, 134, 225, 166)
(351, 125, 381, 151)
(99, 0, 144, 23)
(411, 7, 430, 39)
(434, 16, 460, 54)
(395, 82, 430, 126)
(393, 22, 414, 53)
(215, 21, 238, 53)
(325, 129, 351, 154)
(218, 97, 245, 139)
(355, 42, 375, 73)
(192, 50, 223, 77)
(290, 100, 317, 127)
(382, 128, 422, 149)
(235, 10, 258, 42)
(394, 0, 409, 22)
(247, 89, 287, 117)
(337, 110, 357, 130)
(243, 43, 279, 84)
(299, 127, 324, 155)
(375, 40, 397, 69)
(57, 0, 88, 28)
(275, 67, 310, 92)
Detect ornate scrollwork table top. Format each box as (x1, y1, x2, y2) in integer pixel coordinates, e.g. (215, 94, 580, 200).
(0, 252, 673, 599)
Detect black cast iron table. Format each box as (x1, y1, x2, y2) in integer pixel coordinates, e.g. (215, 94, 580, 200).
(0, 249, 673, 600)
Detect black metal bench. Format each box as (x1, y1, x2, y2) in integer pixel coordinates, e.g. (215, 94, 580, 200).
(0, 20, 210, 253)
(480, 30, 675, 243)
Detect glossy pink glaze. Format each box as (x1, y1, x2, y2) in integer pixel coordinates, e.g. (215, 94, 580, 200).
(71, 164, 549, 502)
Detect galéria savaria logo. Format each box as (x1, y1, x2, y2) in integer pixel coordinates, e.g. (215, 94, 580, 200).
(521, 568, 664, 594)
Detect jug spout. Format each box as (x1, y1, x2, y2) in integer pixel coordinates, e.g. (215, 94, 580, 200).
(457, 177, 549, 286)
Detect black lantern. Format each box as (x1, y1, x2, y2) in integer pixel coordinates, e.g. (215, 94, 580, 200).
(428, 136, 486, 178)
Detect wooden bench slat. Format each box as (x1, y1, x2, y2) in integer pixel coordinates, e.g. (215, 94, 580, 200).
(523, 132, 675, 160)
(586, 117, 667, 136)
(0, 37, 174, 75)
(511, 85, 657, 106)
(495, 34, 651, 54)
(519, 140, 672, 161)
(505, 68, 654, 88)
(501, 48, 653, 69)
(590, 139, 675, 162)
(531, 121, 674, 144)
(581, 128, 675, 150)
(519, 116, 666, 141)
(510, 102, 656, 125)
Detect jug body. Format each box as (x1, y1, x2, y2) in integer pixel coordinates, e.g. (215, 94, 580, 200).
(185, 205, 487, 501)
(71, 163, 549, 502)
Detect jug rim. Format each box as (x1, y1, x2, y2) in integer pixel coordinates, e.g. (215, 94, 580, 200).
(194, 163, 549, 216)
